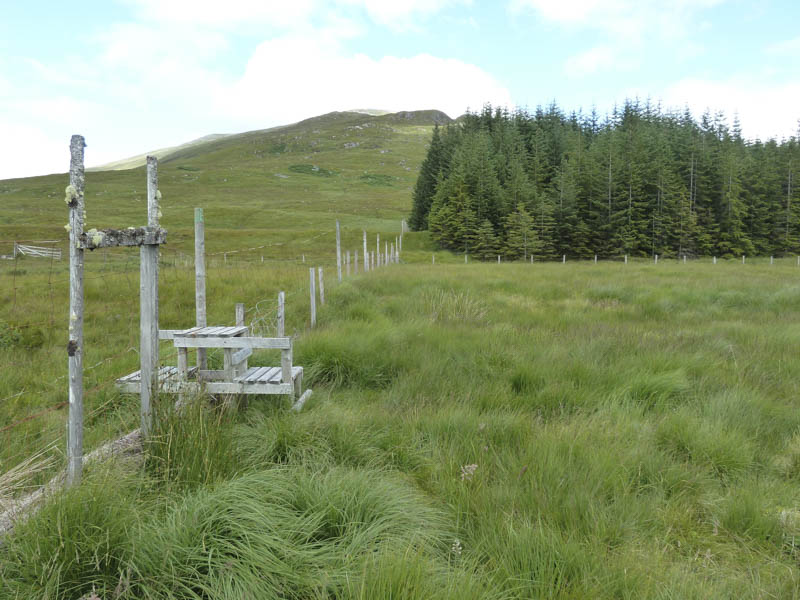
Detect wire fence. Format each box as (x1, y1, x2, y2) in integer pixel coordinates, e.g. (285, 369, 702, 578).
(0, 226, 399, 488)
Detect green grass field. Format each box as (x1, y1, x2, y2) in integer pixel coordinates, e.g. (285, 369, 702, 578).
(3, 111, 800, 598)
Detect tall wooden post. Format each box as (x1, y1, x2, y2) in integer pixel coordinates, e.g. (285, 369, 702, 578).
(194, 208, 207, 370)
(385, 241, 388, 266)
(277, 291, 285, 337)
(140, 156, 160, 437)
(309, 268, 316, 327)
(363, 231, 368, 273)
(66, 134, 86, 487)
(318, 267, 325, 305)
(336, 220, 342, 282)
(376, 234, 380, 268)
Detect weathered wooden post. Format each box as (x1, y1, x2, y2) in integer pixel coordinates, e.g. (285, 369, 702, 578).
(465, 254, 468, 263)
(385, 241, 388, 265)
(376, 234, 381, 267)
(336, 220, 342, 282)
(363, 231, 368, 273)
(371, 251, 374, 270)
(432, 254, 435, 265)
(562, 255, 566, 264)
(683, 255, 687, 264)
(742, 255, 746, 264)
(66, 134, 86, 487)
(318, 267, 325, 305)
(713, 256, 717, 264)
(497, 255, 500, 264)
(235, 303, 245, 327)
(770, 256, 774, 265)
(277, 291, 285, 337)
(194, 208, 207, 370)
(624, 254, 628, 264)
(309, 268, 316, 327)
(140, 156, 160, 437)
(346, 250, 351, 277)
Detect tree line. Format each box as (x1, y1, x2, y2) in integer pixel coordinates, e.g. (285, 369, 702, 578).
(409, 102, 800, 259)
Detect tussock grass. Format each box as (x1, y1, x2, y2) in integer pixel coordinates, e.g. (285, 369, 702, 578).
(5, 259, 800, 597)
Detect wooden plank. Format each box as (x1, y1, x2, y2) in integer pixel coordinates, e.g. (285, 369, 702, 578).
(205, 382, 293, 395)
(67, 134, 86, 487)
(259, 367, 281, 383)
(78, 226, 166, 249)
(159, 329, 187, 340)
(194, 207, 207, 370)
(292, 389, 313, 413)
(243, 366, 270, 383)
(173, 336, 285, 349)
(231, 346, 252, 365)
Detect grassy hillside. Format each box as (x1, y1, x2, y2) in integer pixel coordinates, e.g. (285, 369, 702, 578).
(0, 109, 450, 258)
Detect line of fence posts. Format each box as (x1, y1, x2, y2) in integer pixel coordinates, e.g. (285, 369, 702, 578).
(308, 222, 404, 327)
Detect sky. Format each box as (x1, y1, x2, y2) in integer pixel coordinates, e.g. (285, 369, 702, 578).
(1, 0, 799, 180)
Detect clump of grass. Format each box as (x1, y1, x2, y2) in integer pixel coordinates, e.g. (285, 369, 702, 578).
(143, 398, 241, 492)
(424, 289, 487, 323)
(128, 466, 451, 598)
(0, 467, 139, 599)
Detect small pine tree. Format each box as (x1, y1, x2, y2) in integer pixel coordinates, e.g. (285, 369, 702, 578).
(474, 219, 499, 260)
(502, 203, 540, 260)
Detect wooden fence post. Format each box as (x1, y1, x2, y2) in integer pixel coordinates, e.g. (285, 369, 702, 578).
(235, 303, 245, 327)
(318, 267, 325, 305)
(140, 156, 160, 438)
(594, 254, 597, 264)
(562, 255, 566, 263)
(309, 268, 316, 327)
(432, 254, 435, 265)
(336, 220, 342, 282)
(376, 234, 381, 268)
(277, 291, 285, 337)
(770, 256, 774, 265)
(355, 249, 359, 274)
(654, 254, 658, 264)
(497, 255, 500, 263)
(346, 250, 351, 277)
(363, 231, 368, 273)
(385, 241, 388, 266)
(465, 254, 468, 263)
(713, 256, 717, 264)
(742, 255, 745, 264)
(66, 134, 86, 487)
(624, 254, 628, 264)
(194, 208, 207, 370)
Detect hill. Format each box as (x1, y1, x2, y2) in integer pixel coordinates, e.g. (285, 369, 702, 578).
(0, 109, 451, 257)
(87, 134, 231, 172)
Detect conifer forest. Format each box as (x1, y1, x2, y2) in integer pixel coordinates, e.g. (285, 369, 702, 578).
(410, 102, 800, 259)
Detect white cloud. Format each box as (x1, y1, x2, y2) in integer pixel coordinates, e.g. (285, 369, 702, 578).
(766, 37, 800, 56)
(122, 0, 316, 28)
(662, 78, 800, 141)
(511, 0, 725, 40)
(565, 45, 615, 76)
(225, 33, 511, 124)
(338, 0, 471, 29)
